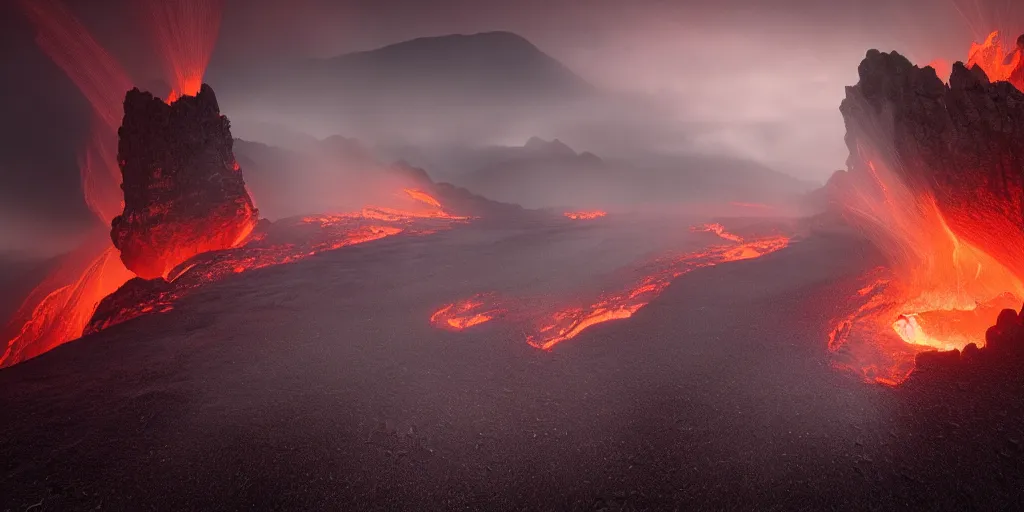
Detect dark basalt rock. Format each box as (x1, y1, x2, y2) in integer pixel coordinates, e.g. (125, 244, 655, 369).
(111, 84, 258, 279)
(840, 49, 1024, 278)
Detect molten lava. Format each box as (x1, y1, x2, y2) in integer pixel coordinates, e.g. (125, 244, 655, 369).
(825, 37, 1024, 385)
(693, 223, 744, 243)
(564, 211, 607, 220)
(1, 240, 133, 368)
(430, 295, 506, 331)
(3, 0, 473, 367)
(430, 223, 790, 350)
(86, 191, 471, 335)
(3, 0, 137, 367)
(966, 31, 1024, 89)
(828, 151, 1024, 384)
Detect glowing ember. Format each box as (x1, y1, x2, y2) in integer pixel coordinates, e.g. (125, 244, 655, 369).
(431, 225, 790, 350)
(564, 211, 607, 220)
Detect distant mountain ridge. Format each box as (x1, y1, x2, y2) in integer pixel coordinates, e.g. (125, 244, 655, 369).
(315, 31, 590, 100)
(234, 31, 592, 108)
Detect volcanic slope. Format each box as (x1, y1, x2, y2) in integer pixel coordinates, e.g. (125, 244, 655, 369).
(2, 219, 1024, 509)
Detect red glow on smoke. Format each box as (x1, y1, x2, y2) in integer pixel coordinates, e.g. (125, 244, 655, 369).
(430, 223, 789, 350)
(139, 0, 224, 103)
(19, 0, 132, 129)
(79, 121, 125, 223)
(927, 59, 952, 82)
(6, 0, 475, 366)
(19, 0, 130, 223)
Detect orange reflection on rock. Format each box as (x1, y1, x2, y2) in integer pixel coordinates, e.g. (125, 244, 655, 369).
(827, 146, 1024, 384)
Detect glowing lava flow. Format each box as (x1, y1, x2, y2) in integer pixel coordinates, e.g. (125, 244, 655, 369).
(3, 1, 470, 367)
(826, 147, 1024, 385)
(564, 211, 607, 220)
(5, 0, 229, 367)
(430, 295, 506, 331)
(3, 0, 138, 368)
(0, 243, 134, 367)
(429, 223, 790, 350)
(85, 189, 471, 335)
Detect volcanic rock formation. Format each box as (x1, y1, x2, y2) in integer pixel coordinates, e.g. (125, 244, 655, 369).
(111, 84, 258, 279)
(839, 49, 1024, 278)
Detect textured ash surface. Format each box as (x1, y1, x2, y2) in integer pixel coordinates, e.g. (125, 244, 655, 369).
(2, 219, 1024, 511)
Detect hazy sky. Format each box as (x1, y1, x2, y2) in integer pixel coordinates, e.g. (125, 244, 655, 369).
(0, 0, 1018, 245)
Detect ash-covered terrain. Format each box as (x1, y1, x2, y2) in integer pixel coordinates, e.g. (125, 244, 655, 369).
(7, 0, 1024, 509)
(5, 216, 1024, 510)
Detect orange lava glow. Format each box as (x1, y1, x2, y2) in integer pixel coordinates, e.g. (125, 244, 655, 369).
(404, 188, 443, 209)
(827, 142, 1024, 384)
(9, 0, 474, 364)
(1, 242, 132, 368)
(966, 31, 1023, 87)
(693, 223, 744, 243)
(116, 198, 260, 281)
(430, 295, 506, 331)
(139, 0, 224, 103)
(927, 59, 952, 82)
(431, 224, 790, 350)
(19, 0, 131, 222)
(3, 0, 138, 367)
(85, 193, 470, 336)
(564, 211, 607, 220)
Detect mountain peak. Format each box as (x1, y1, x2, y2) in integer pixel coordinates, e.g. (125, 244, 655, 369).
(523, 137, 577, 157)
(313, 31, 590, 103)
(373, 31, 538, 54)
